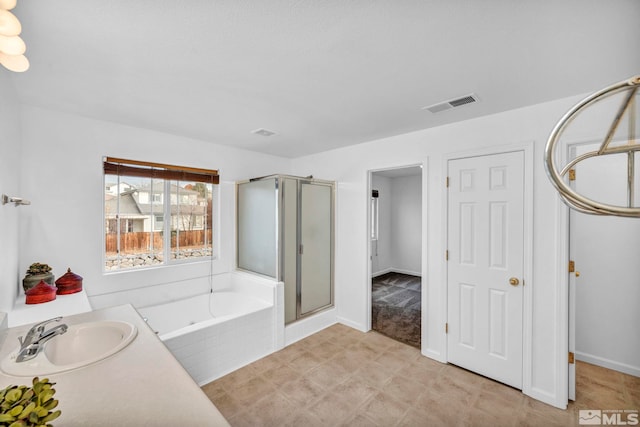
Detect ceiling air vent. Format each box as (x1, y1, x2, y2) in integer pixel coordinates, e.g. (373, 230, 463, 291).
(422, 93, 479, 114)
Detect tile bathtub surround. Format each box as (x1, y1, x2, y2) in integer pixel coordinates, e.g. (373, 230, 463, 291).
(202, 324, 639, 427)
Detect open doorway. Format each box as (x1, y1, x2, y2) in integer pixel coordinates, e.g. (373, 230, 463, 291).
(369, 165, 422, 347)
(567, 142, 640, 402)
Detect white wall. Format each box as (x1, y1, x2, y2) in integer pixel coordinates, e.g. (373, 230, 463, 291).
(17, 106, 291, 308)
(371, 173, 422, 277)
(0, 73, 21, 312)
(390, 174, 421, 275)
(292, 93, 607, 408)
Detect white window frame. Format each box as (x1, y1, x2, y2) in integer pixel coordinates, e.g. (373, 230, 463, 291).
(103, 162, 218, 273)
(371, 195, 379, 241)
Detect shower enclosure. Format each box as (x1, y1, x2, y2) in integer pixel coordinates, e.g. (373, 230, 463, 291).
(236, 175, 335, 324)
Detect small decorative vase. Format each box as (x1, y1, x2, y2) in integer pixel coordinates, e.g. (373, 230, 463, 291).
(25, 280, 57, 304)
(55, 268, 83, 295)
(23, 272, 55, 293)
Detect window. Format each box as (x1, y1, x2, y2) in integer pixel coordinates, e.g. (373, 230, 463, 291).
(153, 214, 164, 231)
(103, 157, 219, 271)
(371, 189, 379, 240)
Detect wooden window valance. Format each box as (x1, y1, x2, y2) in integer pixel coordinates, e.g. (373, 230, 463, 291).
(103, 157, 219, 184)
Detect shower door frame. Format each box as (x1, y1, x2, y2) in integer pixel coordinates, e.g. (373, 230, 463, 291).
(236, 174, 336, 324)
(292, 178, 336, 320)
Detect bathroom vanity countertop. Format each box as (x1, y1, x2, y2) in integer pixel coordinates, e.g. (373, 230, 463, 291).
(0, 305, 230, 426)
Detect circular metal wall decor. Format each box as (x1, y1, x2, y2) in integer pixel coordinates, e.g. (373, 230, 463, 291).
(544, 75, 640, 217)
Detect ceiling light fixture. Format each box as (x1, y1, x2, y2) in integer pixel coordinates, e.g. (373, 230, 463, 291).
(251, 128, 276, 137)
(0, 0, 28, 72)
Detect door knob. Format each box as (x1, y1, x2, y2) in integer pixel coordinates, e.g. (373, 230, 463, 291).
(509, 277, 520, 286)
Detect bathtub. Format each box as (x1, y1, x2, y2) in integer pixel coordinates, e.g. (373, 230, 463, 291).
(138, 271, 284, 385)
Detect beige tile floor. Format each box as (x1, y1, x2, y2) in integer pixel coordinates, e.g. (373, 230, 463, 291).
(202, 324, 639, 426)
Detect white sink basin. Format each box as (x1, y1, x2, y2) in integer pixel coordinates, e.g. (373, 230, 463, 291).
(0, 320, 137, 376)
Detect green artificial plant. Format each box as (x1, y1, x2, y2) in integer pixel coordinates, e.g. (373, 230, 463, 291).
(0, 377, 61, 427)
(25, 264, 52, 277)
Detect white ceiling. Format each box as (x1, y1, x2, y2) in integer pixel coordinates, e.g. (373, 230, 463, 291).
(8, 1, 640, 158)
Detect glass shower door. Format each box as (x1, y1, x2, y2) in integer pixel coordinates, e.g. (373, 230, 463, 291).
(237, 178, 278, 278)
(299, 181, 333, 315)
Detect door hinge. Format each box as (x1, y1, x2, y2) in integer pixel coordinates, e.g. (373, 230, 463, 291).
(446, 177, 449, 188)
(445, 250, 449, 261)
(569, 260, 575, 273)
(569, 169, 576, 181)
(445, 323, 448, 334)
(568, 351, 575, 364)
(299, 244, 304, 255)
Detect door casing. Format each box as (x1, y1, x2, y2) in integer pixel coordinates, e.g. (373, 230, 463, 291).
(564, 139, 640, 401)
(366, 163, 426, 333)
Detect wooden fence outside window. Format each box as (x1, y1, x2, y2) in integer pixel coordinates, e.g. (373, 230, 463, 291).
(105, 230, 212, 255)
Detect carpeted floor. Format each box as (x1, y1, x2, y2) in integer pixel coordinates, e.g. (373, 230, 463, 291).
(371, 272, 421, 348)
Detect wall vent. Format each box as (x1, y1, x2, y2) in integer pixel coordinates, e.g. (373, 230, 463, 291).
(422, 93, 479, 113)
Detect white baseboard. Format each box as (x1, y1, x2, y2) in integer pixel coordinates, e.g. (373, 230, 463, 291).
(284, 308, 337, 346)
(372, 268, 422, 278)
(372, 268, 392, 278)
(392, 268, 422, 277)
(337, 316, 367, 333)
(575, 351, 640, 377)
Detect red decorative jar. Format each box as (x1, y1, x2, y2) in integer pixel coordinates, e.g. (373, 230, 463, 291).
(55, 268, 83, 295)
(25, 280, 57, 304)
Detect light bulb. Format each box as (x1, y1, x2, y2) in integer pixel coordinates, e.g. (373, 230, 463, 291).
(0, 51, 28, 72)
(0, 9, 21, 36)
(0, 34, 24, 55)
(0, 0, 16, 10)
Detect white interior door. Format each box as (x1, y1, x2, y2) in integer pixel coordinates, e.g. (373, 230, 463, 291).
(447, 150, 525, 389)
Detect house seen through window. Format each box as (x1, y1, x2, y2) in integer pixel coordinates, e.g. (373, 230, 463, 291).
(103, 157, 219, 271)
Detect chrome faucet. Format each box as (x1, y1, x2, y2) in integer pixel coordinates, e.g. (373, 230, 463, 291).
(16, 316, 68, 363)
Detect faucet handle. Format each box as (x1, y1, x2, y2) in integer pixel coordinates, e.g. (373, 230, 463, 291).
(29, 316, 62, 332)
(21, 316, 63, 345)
(32, 316, 63, 331)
